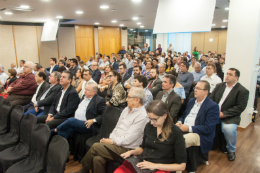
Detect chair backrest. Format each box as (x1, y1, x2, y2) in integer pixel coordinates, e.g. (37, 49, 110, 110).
(0, 96, 4, 105)
(46, 135, 69, 173)
(86, 106, 121, 147)
(0, 101, 12, 134)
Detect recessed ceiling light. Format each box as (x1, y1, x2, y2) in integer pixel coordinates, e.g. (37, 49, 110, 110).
(212, 24, 216, 26)
(133, 31, 136, 32)
(221, 26, 226, 28)
(100, 5, 109, 9)
(119, 24, 124, 27)
(132, 0, 142, 2)
(145, 30, 148, 32)
(111, 20, 117, 23)
(130, 29, 133, 30)
(20, 5, 30, 9)
(5, 12, 12, 15)
(94, 23, 100, 25)
(76, 11, 83, 14)
(137, 22, 141, 25)
(223, 19, 228, 22)
(225, 7, 229, 10)
(132, 17, 139, 20)
(140, 26, 144, 28)
(56, 16, 63, 19)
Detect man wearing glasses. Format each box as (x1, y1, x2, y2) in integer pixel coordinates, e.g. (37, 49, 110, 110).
(90, 62, 101, 84)
(176, 80, 219, 154)
(127, 59, 139, 76)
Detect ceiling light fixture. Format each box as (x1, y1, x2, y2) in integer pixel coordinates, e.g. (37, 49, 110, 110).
(225, 7, 229, 10)
(223, 19, 228, 22)
(5, 12, 13, 15)
(130, 29, 133, 30)
(111, 20, 117, 23)
(145, 30, 148, 32)
(132, 17, 139, 20)
(132, 0, 142, 2)
(100, 5, 109, 9)
(20, 5, 30, 9)
(76, 11, 83, 14)
(56, 16, 63, 19)
(119, 24, 124, 27)
(212, 24, 216, 26)
(140, 26, 144, 28)
(137, 22, 141, 25)
(221, 26, 226, 28)
(133, 31, 136, 32)
(94, 23, 100, 25)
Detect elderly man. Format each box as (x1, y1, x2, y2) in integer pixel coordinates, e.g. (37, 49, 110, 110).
(178, 61, 194, 98)
(5, 61, 38, 107)
(156, 74, 182, 123)
(91, 62, 101, 84)
(201, 64, 222, 93)
(53, 82, 106, 139)
(0, 65, 8, 86)
(37, 71, 80, 129)
(158, 64, 166, 81)
(147, 68, 162, 99)
(10, 62, 16, 70)
(76, 87, 148, 173)
(176, 80, 219, 154)
(118, 46, 127, 57)
(167, 43, 174, 54)
(99, 56, 109, 74)
(124, 66, 142, 91)
(191, 62, 206, 84)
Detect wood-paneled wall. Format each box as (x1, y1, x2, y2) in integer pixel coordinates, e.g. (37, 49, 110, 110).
(191, 30, 227, 55)
(98, 27, 121, 57)
(75, 25, 95, 63)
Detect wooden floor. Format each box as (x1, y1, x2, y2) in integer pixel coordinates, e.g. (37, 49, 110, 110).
(65, 112, 260, 173)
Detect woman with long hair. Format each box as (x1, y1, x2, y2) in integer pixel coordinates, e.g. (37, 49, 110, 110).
(99, 65, 113, 86)
(142, 60, 154, 78)
(72, 69, 84, 93)
(100, 70, 127, 109)
(0, 69, 17, 98)
(165, 59, 174, 72)
(115, 100, 187, 173)
(192, 46, 199, 61)
(162, 52, 166, 58)
(215, 63, 224, 81)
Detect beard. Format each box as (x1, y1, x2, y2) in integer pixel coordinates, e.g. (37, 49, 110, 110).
(149, 76, 156, 80)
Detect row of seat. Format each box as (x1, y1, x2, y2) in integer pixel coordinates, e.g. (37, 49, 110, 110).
(0, 96, 69, 173)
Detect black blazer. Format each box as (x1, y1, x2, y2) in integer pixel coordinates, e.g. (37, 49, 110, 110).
(37, 83, 61, 114)
(122, 73, 131, 90)
(4, 76, 17, 89)
(92, 69, 101, 84)
(49, 85, 80, 119)
(36, 81, 50, 101)
(81, 94, 106, 135)
(112, 62, 119, 71)
(127, 67, 134, 76)
(46, 65, 59, 73)
(210, 82, 249, 125)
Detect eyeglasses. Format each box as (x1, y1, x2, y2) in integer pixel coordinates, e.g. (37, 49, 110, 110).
(107, 75, 114, 78)
(194, 87, 206, 91)
(127, 96, 137, 99)
(147, 116, 160, 122)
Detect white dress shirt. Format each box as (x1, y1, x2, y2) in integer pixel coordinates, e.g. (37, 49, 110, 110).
(99, 61, 109, 74)
(200, 73, 222, 93)
(50, 65, 55, 73)
(31, 82, 44, 104)
(16, 66, 24, 75)
(109, 106, 149, 149)
(0, 73, 8, 86)
(75, 97, 93, 121)
(218, 82, 238, 111)
(56, 87, 69, 113)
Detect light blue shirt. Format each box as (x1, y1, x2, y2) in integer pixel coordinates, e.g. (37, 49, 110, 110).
(98, 59, 104, 66)
(75, 97, 93, 121)
(86, 60, 94, 67)
(141, 63, 146, 71)
(174, 87, 186, 99)
(144, 88, 153, 108)
(191, 70, 206, 83)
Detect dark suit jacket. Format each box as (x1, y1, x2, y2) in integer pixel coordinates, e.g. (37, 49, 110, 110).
(49, 85, 80, 119)
(112, 62, 119, 71)
(148, 78, 162, 99)
(122, 73, 130, 90)
(127, 67, 134, 76)
(210, 82, 249, 125)
(92, 69, 101, 84)
(37, 83, 61, 114)
(44, 69, 50, 83)
(46, 64, 59, 73)
(4, 76, 17, 89)
(36, 81, 50, 101)
(81, 94, 106, 135)
(155, 90, 182, 123)
(178, 96, 220, 153)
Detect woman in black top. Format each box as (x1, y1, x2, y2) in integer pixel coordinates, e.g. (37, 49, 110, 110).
(117, 100, 187, 173)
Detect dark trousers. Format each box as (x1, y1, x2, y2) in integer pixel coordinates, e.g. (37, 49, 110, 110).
(56, 118, 93, 139)
(5, 94, 32, 108)
(37, 115, 67, 130)
(23, 102, 34, 112)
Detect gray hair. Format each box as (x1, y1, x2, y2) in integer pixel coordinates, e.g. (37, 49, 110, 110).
(52, 71, 61, 82)
(159, 63, 166, 69)
(11, 62, 16, 66)
(209, 58, 215, 63)
(129, 87, 145, 105)
(25, 61, 34, 69)
(194, 62, 201, 67)
(86, 82, 98, 93)
(0, 65, 4, 72)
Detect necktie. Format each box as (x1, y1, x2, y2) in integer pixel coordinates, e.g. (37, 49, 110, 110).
(147, 80, 153, 89)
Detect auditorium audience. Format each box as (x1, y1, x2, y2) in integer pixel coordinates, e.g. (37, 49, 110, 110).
(5, 61, 37, 107)
(153, 58, 159, 69)
(133, 44, 142, 54)
(100, 70, 127, 109)
(133, 75, 153, 108)
(178, 61, 194, 98)
(192, 46, 199, 61)
(210, 68, 249, 161)
(167, 43, 174, 53)
(99, 56, 109, 74)
(147, 68, 162, 99)
(37, 71, 80, 129)
(16, 60, 25, 77)
(202, 57, 214, 72)
(0, 69, 17, 98)
(176, 80, 220, 154)
(78, 87, 148, 173)
(141, 43, 148, 54)
(110, 57, 118, 71)
(155, 74, 182, 123)
(174, 56, 182, 73)
(117, 100, 186, 173)
(156, 44, 162, 55)
(58, 66, 67, 73)
(127, 44, 133, 54)
(191, 62, 206, 83)
(91, 62, 101, 84)
(53, 82, 106, 139)
(200, 55, 206, 68)
(142, 60, 154, 78)
(201, 64, 222, 93)
(72, 69, 84, 93)
(69, 58, 79, 78)
(158, 64, 166, 81)
(99, 65, 113, 86)
(24, 71, 61, 117)
(116, 54, 122, 65)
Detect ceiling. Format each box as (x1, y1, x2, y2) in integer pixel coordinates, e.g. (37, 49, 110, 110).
(0, 0, 229, 30)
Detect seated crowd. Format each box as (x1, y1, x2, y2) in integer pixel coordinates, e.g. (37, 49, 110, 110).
(0, 44, 249, 173)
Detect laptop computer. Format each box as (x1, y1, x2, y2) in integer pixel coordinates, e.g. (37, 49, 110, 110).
(104, 145, 156, 173)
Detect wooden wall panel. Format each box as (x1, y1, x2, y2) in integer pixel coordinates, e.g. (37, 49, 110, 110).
(191, 32, 205, 54)
(13, 26, 39, 64)
(218, 30, 227, 54)
(75, 26, 94, 62)
(58, 27, 76, 60)
(36, 26, 59, 68)
(204, 31, 218, 54)
(98, 27, 121, 56)
(0, 25, 17, 73)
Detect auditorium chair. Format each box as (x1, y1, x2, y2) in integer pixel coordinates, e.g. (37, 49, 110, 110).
(211, 124, 228, 153)
(5, 124, 50, 173)
(0, 96, 4, 105)
(0, 105, 24, 152)
(0, 101, 12, 135)
(0, 113, 37, 173)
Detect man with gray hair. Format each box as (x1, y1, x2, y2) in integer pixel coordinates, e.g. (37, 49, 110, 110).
(0, 65, 8, 86)
(158, 63, 166, 81)
(5, 61, 38, 107)
(191, 62, 206, 83)
(10, 62, 16, 70)
(78, 87, 148, 173)
(99, 56, 109, 74)
(53, 82, 106, 139)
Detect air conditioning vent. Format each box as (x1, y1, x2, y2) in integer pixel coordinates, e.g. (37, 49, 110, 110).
(0, 6, 36, 14)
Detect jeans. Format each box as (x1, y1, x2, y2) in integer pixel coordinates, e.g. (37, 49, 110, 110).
(56, 118, 93, 139)
(221, 121, 238, 152)
(24, 108, 45, 117)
